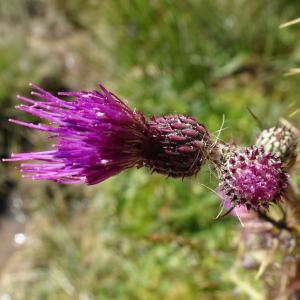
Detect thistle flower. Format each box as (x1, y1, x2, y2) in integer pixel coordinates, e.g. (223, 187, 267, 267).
(256, 122, 298, 167)
(219, 146, 288, 210)
(4, 84, 210, 184)
(4, 83, 148, 185)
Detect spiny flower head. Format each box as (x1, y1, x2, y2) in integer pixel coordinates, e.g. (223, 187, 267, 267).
(4, 83, 148, 185)
(4, 84, 211, 184)
(219, 146, 288, 210)
(143, 115, 210, 177)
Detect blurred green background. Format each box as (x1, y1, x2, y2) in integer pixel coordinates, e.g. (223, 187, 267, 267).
(0, 0, 299, 299)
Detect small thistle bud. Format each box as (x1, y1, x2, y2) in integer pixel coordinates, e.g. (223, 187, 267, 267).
(142, 115, 210, 177)
(219, 146, 288, 210)
(256, 122, 298, 167)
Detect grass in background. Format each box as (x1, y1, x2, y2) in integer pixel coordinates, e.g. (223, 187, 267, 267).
(0, 0, 300, 299)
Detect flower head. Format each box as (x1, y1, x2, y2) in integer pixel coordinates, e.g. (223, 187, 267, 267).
(4, 83, 148, 185)
(4, 84, 211, 184)
(219, 146, 288, 210)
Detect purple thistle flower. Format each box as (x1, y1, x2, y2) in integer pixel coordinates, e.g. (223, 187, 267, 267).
(4, 83, 211, 184)
(219, 146, 288, 210)
(3, 83, 148, 185)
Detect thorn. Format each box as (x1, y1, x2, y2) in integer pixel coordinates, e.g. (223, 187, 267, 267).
(288, 108, 300, 118)
(247, 107, 265, 130)
(215, 206, 235, 220)
(280, 18, 300, 28)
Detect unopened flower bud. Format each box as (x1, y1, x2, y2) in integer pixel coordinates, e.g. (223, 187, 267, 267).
(256, 122, 298, 167)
